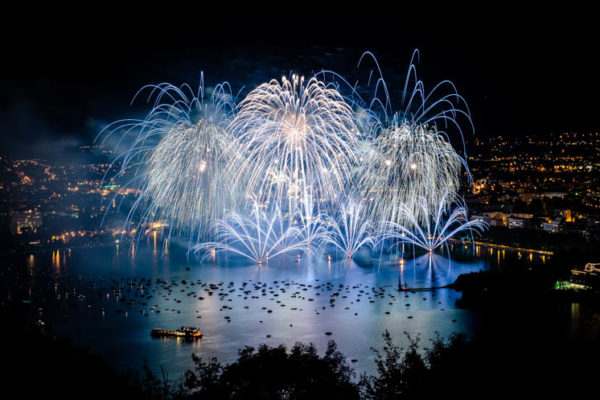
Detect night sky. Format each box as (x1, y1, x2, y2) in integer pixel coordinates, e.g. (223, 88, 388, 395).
(1, 8, 598, 158)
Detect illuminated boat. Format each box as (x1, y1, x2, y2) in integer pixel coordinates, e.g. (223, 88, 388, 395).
(150, 326, 202, 339)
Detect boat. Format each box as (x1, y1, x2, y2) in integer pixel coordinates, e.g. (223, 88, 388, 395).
(150, 326, 202, 339)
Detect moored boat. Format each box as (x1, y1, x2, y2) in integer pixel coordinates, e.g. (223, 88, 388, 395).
(150, 326, 202, 339)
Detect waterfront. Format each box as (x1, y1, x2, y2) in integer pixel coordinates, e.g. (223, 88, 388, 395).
(2, 242, 552, 378)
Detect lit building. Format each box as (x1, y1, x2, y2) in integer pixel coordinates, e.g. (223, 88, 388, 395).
(10, 209, 42, 235)
(542, 221, 560, 233)
(508, 217, 524, 229)
(570, 263, 600, 289)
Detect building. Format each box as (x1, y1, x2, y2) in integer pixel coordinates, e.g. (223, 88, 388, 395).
(508, 217, 524, 229)
(570, 263, 600, 289)
(10, 209, 42, 235)
(470, 215, 491, 226)
(543, 221, 560, 233)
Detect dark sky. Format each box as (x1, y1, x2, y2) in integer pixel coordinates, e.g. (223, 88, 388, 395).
(1, 7, 598, 158)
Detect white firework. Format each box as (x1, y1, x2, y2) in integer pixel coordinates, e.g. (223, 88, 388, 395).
(194, 203, 307, 265)
(380, 193, 486, 253)
(98, 79, 237, 243)
(144, 120, 235, 239)
(323, 200, 376, 260)
(357, 50, 473, 139)
(229, 74, 360, 216)
(358, 123, 467, 224)
(97, 52, 486, 258)
(292, 193, 327, 252)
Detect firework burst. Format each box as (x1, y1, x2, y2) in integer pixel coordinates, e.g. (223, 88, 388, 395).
(380, 193, 487, 253)
(229, 74, 360, 215)
(99, 51, 486, 261)
(194, 203, 307, 265)
(97, 78, 237, 243)
(322, 200, 376, 260)
(358, 123, 468, 224)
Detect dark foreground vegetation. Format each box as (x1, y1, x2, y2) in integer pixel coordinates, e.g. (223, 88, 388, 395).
(4, 296, 600, 400)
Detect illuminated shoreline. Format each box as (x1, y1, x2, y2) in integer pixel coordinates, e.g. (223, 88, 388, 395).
(448, 238, 554, 255)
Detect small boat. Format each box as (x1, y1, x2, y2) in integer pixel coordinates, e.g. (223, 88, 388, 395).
(150, 326, 202, 339)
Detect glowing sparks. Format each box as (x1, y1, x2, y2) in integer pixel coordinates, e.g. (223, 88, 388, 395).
(98, 79, 237, 243)
(100, 51, 485, 263)
(323, 200, 375, 260)
(380, 193, 487, 253)
(194, 203, 307, 265)
(229, 74, 360, 214)
(144, 121, 235, 240)
(358, 123, 468, 225)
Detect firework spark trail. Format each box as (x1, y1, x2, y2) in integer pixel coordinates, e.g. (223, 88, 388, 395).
(228, 74, 361, 217)
(358, 123, 468, 225)
(322, 200, 376, 260)
(144, 120, 235, 240)
(97, 78, 238, 244)
(293, 193, 327, 253)
(194, 203, 307, 264)
(379, 193, 487, 253)
(357, 50, 473, 142)
(99, 52, 485, 259)
(317, 51, 473, 225)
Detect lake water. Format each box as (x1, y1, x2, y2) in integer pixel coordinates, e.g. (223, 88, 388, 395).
(7, 242, 547, 379)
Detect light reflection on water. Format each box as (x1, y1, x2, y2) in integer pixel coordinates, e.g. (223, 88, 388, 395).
(32, 244, 542, 378)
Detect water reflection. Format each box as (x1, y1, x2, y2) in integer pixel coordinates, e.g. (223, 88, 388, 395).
(17, 243, 544, 378)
